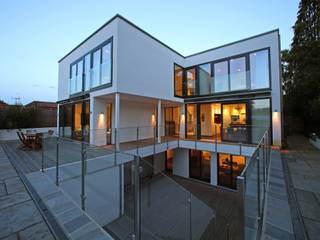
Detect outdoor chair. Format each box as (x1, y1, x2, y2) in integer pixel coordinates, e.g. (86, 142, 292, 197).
(16, 132, 32, 150)
(47, 130, 54, 135)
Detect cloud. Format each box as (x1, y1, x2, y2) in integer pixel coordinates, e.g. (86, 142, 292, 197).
(49, 86, 55, 89)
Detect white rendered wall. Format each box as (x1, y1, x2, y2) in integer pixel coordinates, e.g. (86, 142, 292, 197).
(153, 152, 165, 175)
(210, 152, 218, 186)
(117, 19, 184, 103)
(173, 148, 189, 178)
(90, 97, 108, 145)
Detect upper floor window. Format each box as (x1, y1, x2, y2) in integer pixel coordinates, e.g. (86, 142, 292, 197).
(174, 64, 183, 96)
(230, 56, 247, 91)
(187, 68, 196, 96)
(69, 38, 112, 95)
(213, 61, 228, 93)
(174, 48, 270, 98)
(250, 49, 269, 89)
(198, 64, 211, 95)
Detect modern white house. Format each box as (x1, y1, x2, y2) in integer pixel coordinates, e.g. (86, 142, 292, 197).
(57, 14, 282, 190)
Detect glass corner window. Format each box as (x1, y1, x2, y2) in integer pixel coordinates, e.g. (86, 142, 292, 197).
(174, 64, 183, 96)
(186, 68, 196, 96)
(69, 39, 112, 96)
(250, 49, 269, 89)
(198, 64, 211, 95)
(230, 56, 248, 91)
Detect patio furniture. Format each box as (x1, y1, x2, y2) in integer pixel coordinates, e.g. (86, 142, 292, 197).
(48, 130, 54, 135)
(17, 132, 32, 150)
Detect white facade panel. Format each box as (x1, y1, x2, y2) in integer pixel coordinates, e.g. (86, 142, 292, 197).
(117, 19, 184, 102)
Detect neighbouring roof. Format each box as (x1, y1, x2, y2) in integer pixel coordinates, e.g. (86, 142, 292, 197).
(58, 14, 279, 63)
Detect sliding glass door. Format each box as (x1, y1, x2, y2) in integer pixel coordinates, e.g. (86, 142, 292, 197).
(222, 103, 248, 143)
(218, 154, 245, 189)
(189, 150, 210, 183)
(200, 103, 221, 140)
(165, 107, 180, 137)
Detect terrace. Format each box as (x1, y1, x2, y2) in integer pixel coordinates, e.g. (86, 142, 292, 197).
(0, 127, 281, 239)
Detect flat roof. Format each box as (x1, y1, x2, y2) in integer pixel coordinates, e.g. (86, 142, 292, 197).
(58, 14, 279, 63)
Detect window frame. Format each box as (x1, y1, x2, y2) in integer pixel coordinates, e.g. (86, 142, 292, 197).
(174, 47, 271, 99)
(69, 37, 113, 97)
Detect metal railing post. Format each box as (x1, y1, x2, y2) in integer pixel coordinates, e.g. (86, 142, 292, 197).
(81, 142, 86, 210)
(55, 137, 59, 187)
(114, 128, 117, 165)
(188, 192, 192, 240)
(133, 156, 141, 240)
(195, 124, 197, 149)
(136, 127, 139, 155)
(236, 176, 245, 240)
(41, 136, 44, 173)
(257, 153, 261, 221)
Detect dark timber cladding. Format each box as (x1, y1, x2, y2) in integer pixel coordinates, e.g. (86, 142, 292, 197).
(58, 14, 279, 63)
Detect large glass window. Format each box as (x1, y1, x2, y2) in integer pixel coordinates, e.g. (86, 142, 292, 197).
(222, 103, 248, 142)
(199, 64, 210, 95)
(251, 99, 270, 144)
(166, 150, 173, 172)
(174, 65, 183, 96)
(218, 154, 245, 189)
(76, 61, 83, 93)
(186, 104, 197, 139)
(213, 61, 228, 93)
(189, 150, 210, 183)
(91, 49, 101, 88)
(70, 64, 77, 94)
(186, 68, 196, 96)
(84, 54, 91, 91)
(230, 57, 247, 91)
(250, 50, 269, 89)
(200, 103, 221, 140)
(165, 107, 180, 137)
(63, 105, 72, 138)
(101, 43, 112, 85)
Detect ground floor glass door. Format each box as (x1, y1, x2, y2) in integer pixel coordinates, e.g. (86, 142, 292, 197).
(189, 150, 210, 183)
(218, 153, 245, 189)
(165, 107, 180, 137)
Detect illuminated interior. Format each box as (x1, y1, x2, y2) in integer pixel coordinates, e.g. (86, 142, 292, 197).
(186, 104, 197, 138)
(187, 68, 196, 96)
(165, 107, 180, 136)
(189, 150, 210, 183)
(218, 154, 245, 189)
(166, 149, 173, 172)
(200, 103, 221, 140)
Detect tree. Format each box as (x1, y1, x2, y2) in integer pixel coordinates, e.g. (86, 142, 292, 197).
(282, 0, 320, 135)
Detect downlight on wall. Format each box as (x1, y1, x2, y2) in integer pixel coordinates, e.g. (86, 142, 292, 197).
(181, 113, 185, 124)
(273, 109, 279, 122)
(99, 112, 105, 122)
(152, 112, 156, 125)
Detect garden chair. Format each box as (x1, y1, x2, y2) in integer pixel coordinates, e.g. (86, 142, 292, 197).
(16, 132, 32, 150)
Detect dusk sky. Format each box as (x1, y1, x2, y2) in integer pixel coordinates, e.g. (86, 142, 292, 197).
(0, 0, 300, 105)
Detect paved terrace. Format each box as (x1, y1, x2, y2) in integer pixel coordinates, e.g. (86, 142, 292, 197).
(2, 140, 238, 240)
(282, 136, 320, 239)
(0, 145, 54, 239)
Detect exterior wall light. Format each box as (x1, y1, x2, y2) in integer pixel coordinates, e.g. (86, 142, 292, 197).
(99, 112, 105, 122)
(273, 109, 279, 121)
(152, 112, 156, 125)
(181, 113, 185, 124)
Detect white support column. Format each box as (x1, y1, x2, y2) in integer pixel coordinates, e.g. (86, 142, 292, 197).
(210, 152, 218, 186)
(115, 93, 120, 151)
(157, 99, 161, 143)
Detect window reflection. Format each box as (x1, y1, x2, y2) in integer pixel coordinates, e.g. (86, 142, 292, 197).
(214, 61, 228, 93)
(230, 57, 247, 91)
(101, 44, 111, 85)
(250, 50, 269, 89)
(199, 64, 211, 95)
(187, 68, 196, 96)
(174, 65, 183, 96)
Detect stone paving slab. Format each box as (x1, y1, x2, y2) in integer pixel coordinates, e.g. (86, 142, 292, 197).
(0, 145, 55, 239)
(26, 170, 113, 239)
(262, 149, 294, 239)
(283, 136, 320, 240)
